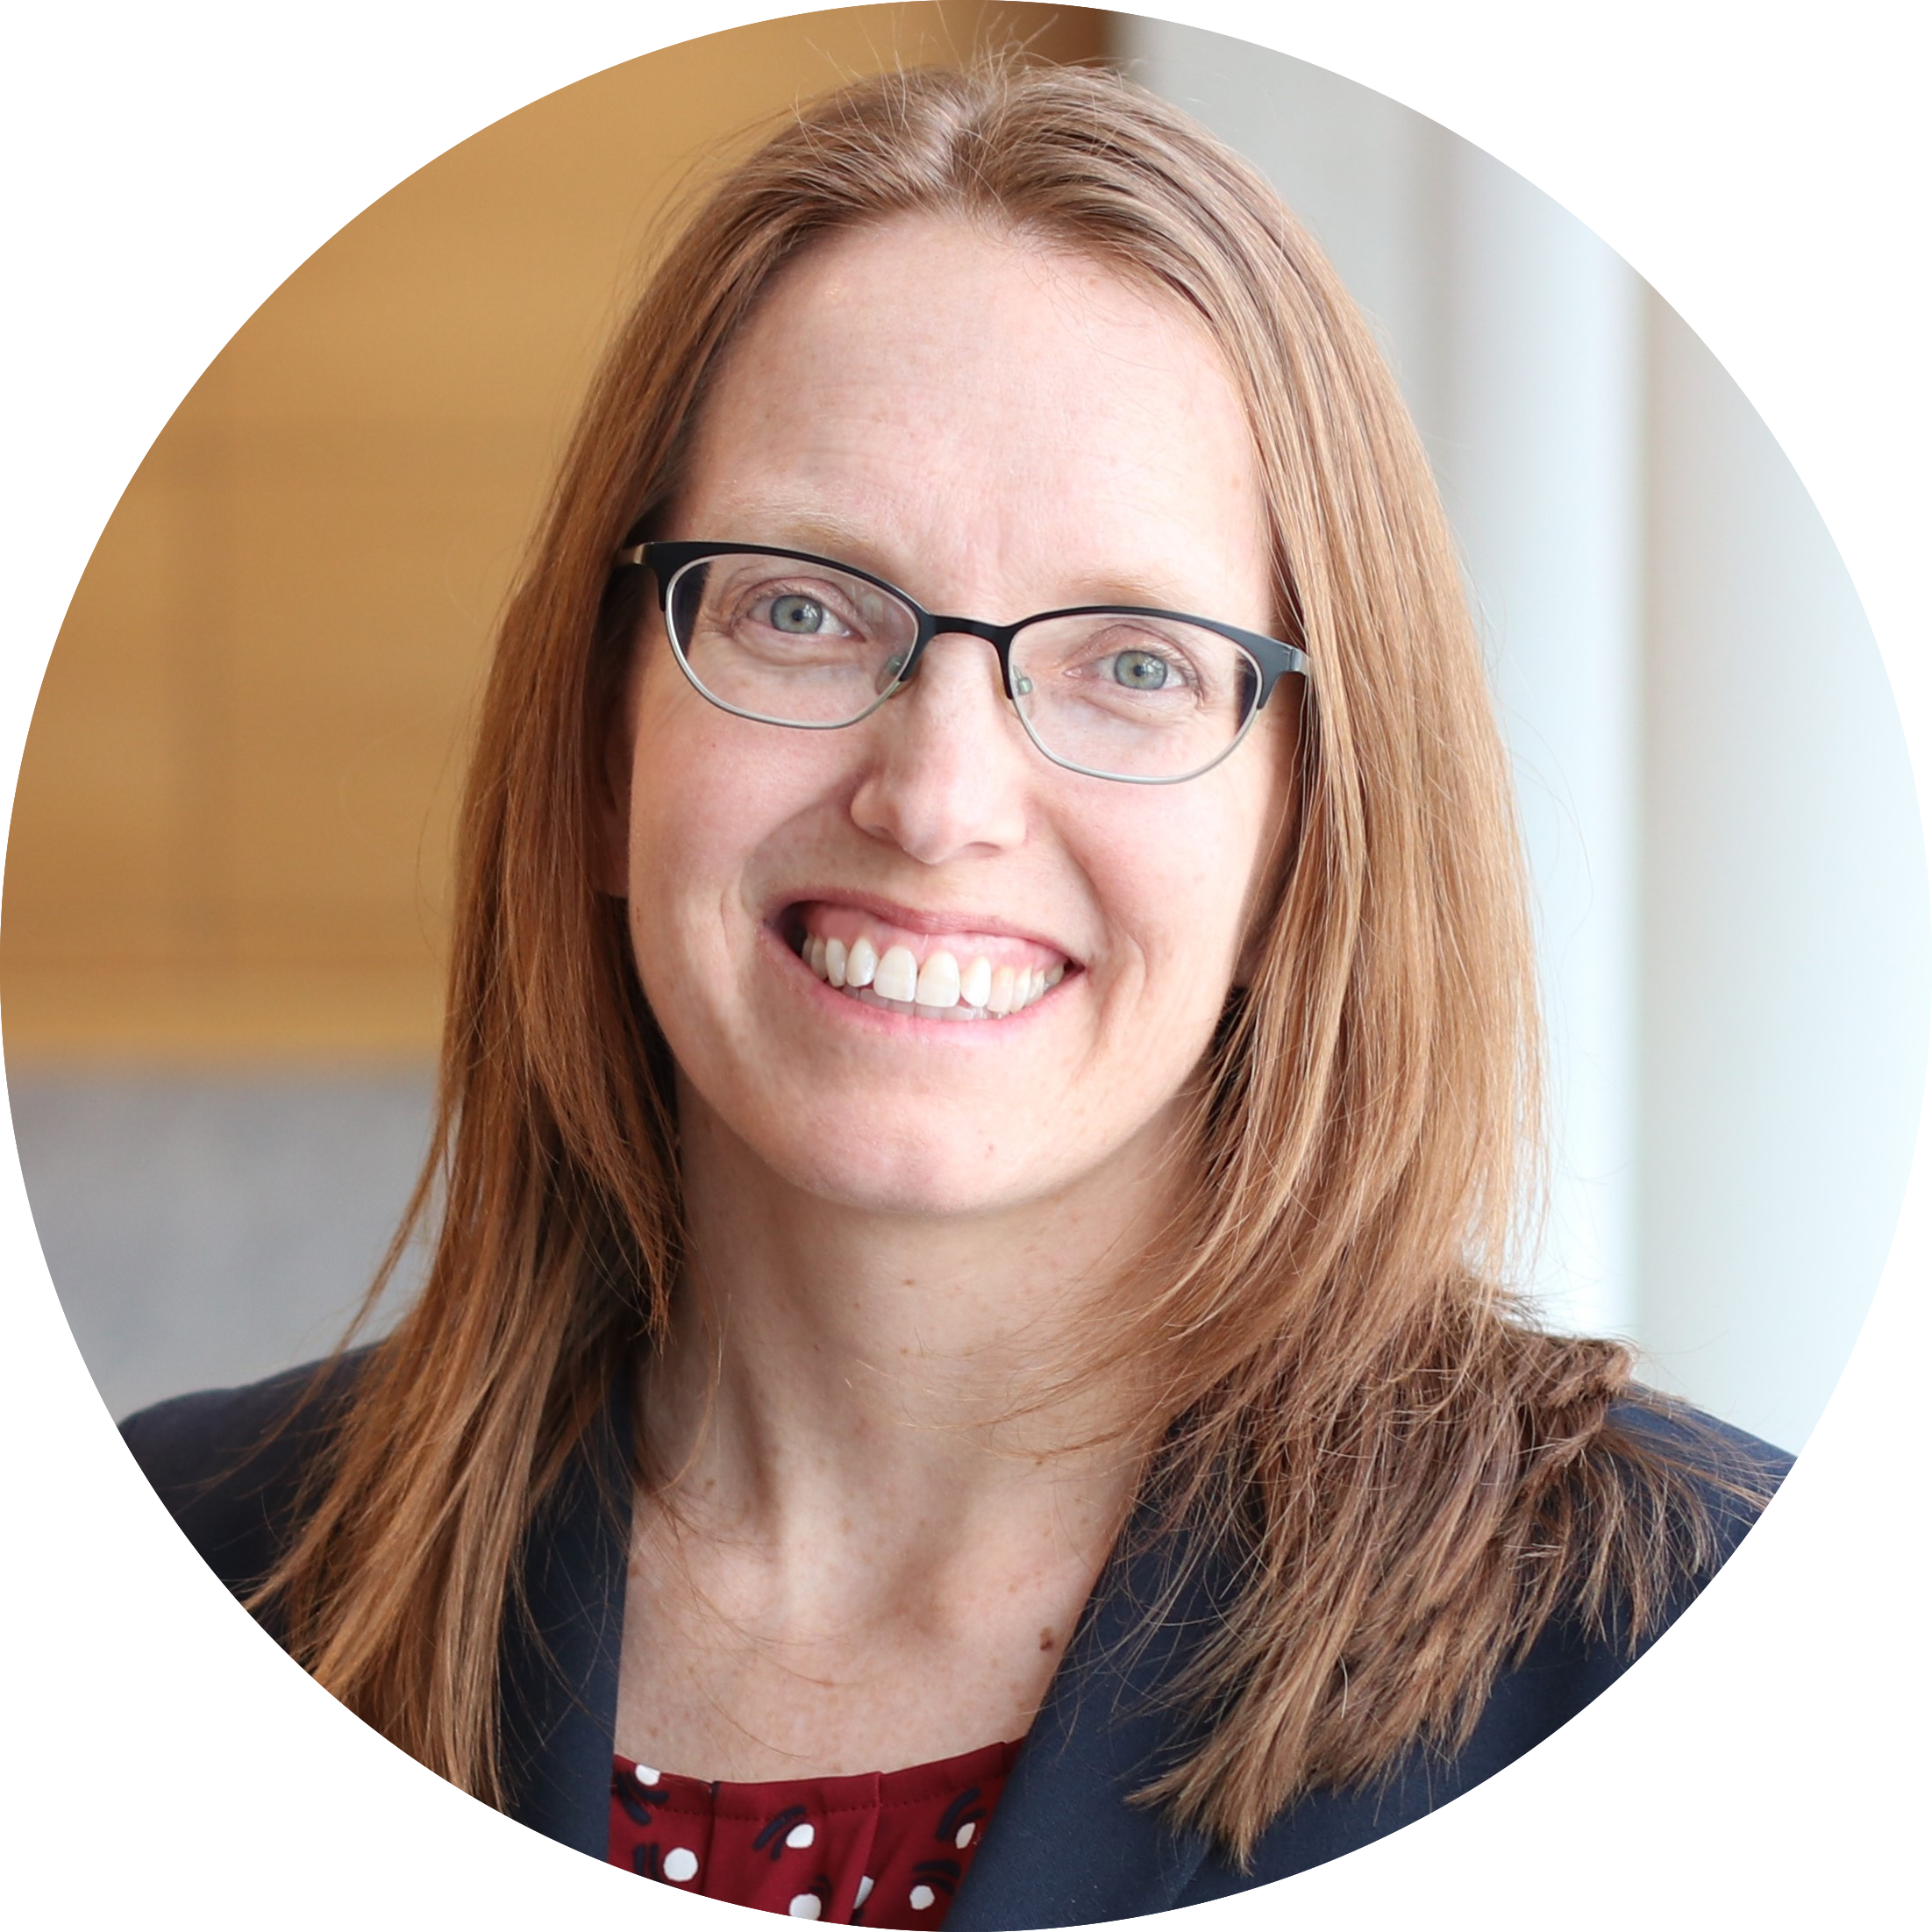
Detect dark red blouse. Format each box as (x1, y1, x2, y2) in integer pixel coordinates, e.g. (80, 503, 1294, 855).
(609, 1741, 1019, 1926)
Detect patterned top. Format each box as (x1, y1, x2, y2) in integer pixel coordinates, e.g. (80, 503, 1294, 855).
(609, 1740, 1020, 1926)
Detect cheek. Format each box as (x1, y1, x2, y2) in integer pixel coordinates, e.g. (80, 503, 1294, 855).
(622, 685, 759, 966)
(1069, 834, 1256, 1160)
(1087, 781, 1284, 997)
(628, 647, 769, 845)
(630, 717, 724, 852)
(623, 679, 852, 930)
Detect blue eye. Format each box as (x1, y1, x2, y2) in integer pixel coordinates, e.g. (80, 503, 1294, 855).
(1109, 649, 1174, 690)
(769, 594, 831, 633)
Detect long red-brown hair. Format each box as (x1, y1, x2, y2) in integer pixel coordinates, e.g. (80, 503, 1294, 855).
(260, 56, 1754, 1858)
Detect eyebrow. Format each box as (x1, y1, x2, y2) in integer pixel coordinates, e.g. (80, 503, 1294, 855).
(699, 501, 1210, 616)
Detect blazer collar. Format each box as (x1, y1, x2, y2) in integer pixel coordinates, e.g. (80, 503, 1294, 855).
(497, 1366, 635, 1857)
(495, 1374, 1220, 1921)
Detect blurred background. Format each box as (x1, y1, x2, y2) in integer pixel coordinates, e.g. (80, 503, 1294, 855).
(6, 6, 1923, 1452)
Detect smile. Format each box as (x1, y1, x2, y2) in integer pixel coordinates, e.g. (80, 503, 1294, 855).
(788, 902, 1071, 1022)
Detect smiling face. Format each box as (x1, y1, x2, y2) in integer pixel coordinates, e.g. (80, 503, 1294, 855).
(610, 212, 1294, 1223)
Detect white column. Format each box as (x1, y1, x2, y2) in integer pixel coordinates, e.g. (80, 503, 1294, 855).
(1429, 150, 1644, 1339)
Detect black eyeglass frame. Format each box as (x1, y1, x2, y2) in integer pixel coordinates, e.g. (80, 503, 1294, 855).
(612, 531, 1310, 786)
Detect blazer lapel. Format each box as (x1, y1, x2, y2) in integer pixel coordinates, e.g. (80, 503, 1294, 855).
(946, 1507, 1224, 1931)
(497, 1369, 635, 1857)
(487, 1381, 1221, 1920)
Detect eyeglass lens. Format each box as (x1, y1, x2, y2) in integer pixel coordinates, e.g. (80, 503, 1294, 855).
(666, 553, 1260, 781)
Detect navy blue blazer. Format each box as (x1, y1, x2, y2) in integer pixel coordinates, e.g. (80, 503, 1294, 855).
(122, 1358, 1786, 1927)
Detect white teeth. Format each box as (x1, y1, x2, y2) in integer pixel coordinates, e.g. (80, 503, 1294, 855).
(848, 985, 986, 1021)
(801, 923, 1066, 1016)
(915, 950, 961, 1009)
(873, 944, 919, 1003)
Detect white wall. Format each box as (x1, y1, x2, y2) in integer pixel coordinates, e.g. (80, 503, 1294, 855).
(13, 1074, 427, 1419)
(1639, 307, 1928, 1448)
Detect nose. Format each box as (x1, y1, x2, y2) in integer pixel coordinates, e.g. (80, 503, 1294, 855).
(848, 631, 1030, 864)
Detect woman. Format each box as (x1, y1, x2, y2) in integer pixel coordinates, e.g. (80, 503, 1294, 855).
(124, 59, 1784, 1927)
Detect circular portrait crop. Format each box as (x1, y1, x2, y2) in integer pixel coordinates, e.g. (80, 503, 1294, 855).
(8, 5, 1925, 1925)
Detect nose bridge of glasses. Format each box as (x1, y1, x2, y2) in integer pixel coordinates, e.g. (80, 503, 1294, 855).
(904, 613, 1020, 701)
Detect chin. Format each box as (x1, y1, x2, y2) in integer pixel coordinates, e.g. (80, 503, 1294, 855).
(773, 1130, 1047, 1222)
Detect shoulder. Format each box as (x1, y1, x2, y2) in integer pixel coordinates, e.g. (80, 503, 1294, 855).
(120, 1351, 370, 1607)
(1468, 1390, 1789, 1729)
(1598, 1388, 1793, 1583)
(1592, 1391, 1800, 1677)
(1601, 1387, 1792, 1488)
(1180, 1392, 1792, 1899)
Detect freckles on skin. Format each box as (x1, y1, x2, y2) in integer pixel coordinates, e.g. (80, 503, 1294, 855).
(712, 246, 1266, 621)
(611, 213, 1296, 1219)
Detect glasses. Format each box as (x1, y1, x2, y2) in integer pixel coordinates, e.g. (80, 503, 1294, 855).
(613, 535, 1308, 785)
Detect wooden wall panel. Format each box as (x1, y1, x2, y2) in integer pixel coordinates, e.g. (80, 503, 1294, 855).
(3, 6, 1111, 1064)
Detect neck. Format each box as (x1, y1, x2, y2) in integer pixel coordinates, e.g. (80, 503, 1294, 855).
(644, 1085, 1180, 1550)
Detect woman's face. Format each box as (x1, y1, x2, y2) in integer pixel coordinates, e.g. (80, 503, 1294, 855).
(612, 212, 1293, 1221)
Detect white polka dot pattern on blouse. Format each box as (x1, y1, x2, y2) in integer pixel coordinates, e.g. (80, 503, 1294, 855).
(607, 1737, 1020, 1920)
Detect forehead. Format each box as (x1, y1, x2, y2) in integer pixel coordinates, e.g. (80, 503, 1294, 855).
(672, 212, 1272, 617)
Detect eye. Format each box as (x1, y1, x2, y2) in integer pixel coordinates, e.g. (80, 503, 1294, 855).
(1108, 648, 1177, 691)
(765, 591, 843, 635)
(1087, 631, 1198, 695)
